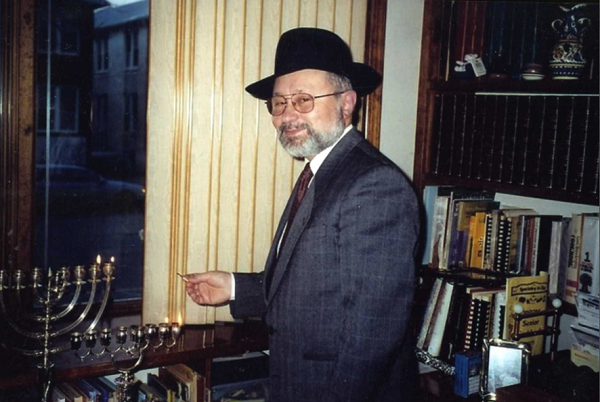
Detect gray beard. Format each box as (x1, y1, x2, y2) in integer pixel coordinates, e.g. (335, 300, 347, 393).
(277, 112, 346, 159)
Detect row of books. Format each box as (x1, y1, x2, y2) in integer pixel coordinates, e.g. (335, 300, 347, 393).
(427, 93, 599, 198)
(50, 357, 269, 402)
(417, 273, 549, 362)
(422, 186, 599, 303)
(51, 364, 207, 402)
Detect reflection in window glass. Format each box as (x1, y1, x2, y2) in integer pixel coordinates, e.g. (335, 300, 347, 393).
(35, 0, 148, 301)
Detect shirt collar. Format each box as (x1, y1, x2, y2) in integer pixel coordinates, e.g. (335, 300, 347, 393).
(307, 125, 353, 176)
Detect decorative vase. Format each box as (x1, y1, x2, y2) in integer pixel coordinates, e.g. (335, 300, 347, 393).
(549, 4, 592, 80)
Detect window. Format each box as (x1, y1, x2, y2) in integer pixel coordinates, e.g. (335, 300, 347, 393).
(94, 94, 109, 134)
(125, 27, 139, 69)
(124, 92, 139, 132)
(33, 0, 148, 302)
(95, 37, 109, 72)
(38, 16, 80, 56)
(37, 85, 80, 133)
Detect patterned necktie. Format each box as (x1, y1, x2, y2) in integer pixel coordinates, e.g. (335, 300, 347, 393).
(266, 163, 313, 294)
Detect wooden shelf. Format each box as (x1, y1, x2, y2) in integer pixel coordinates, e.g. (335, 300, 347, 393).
(0, 320, 269, 391)
(430, 79, 599, 95)
(423, 175, 599, 206)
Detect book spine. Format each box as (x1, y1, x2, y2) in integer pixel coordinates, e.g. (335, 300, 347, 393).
(565, 214, 583, 304)
(417, 278, 444, 349)
(482, 213, 494, 270)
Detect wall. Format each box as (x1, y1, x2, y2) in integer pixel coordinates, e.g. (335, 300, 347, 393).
(379, 0, 424, 179)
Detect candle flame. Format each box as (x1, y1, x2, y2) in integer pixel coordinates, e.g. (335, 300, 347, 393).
(165, 317, 169, 324)
(111, 256, 115, 263)
(178, 313, 183, 325)
(96, 255, 101, 264)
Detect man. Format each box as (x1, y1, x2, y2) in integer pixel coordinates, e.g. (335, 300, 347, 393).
(185, 28, 420, 402)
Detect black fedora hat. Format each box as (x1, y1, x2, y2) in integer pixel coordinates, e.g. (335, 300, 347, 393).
(245, 27, 382, 100)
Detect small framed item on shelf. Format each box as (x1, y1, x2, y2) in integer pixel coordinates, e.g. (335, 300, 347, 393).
(480, 339, 531, 401)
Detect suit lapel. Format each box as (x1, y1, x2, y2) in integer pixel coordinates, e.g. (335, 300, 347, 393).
(265, 129, 365, 304)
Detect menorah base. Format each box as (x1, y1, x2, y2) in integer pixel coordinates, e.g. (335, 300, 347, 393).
(114, 371, 140, 402)
(36, 363, 54, 402)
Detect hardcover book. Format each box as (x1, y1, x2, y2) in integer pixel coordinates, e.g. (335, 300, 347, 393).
(417, 278, 444, 350)
(565, 214, 584, 304)
(427, 280, 456, 356)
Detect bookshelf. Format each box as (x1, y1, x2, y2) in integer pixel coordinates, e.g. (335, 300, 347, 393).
(414, 0, 599, 207)
(0, 319, 268, 396)
(413, 2, 599, 400)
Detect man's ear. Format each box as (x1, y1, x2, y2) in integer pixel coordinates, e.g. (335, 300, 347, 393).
(341, 90, 358, 121)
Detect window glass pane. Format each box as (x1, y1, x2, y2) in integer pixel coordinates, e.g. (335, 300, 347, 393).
(35, 0, 148, 301)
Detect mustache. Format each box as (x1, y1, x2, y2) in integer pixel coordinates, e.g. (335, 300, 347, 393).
(278, 122, 311, 134)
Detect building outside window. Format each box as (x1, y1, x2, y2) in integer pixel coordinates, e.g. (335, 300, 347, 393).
(37, 85, 80, 134)
(125, 27, 139, 69)
(95, 36, 109, 72)
(124, 92, 138, 132)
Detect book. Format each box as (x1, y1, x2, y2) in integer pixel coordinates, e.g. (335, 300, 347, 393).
(427, 280, 456, 356)
(447, 200, 500, 268)
(468, 287, 503, 351)
(493, 214, 510, 272)
(430, 195, 451, 268)
(556, 217, 573, 300)
(482, 212, 496, 270)
(57, 382, 85, 402)
(138, 381, 167, 402)
(504, 273, 549, 356)
(468, 212, 488, 268)
(491, 289, 507, 339)
(52, 387, 68, 402)
(84, 378, 111, 402)
(532, 215, 563, 276)
(164, 364, 206, 402)
(548, 219, 567, 295)
(422, 185, 441, 265)
(501, 209, 538, 273)
(439, 284, 468, 361)
(565, 214, 584, 304)
(439, 188, 495, 269)
(149, 372, 174, 402)
(417, 278, 444, 349)
(75, 379, 100, 402)
(578, 214, 599, 297)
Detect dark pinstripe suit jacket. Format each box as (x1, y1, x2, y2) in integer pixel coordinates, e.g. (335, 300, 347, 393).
(231, 128, 421, 402)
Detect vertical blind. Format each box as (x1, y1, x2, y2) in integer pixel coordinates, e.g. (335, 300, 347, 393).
(144, 0, 368, 325)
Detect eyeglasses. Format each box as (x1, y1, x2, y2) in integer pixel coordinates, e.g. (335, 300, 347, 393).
(265, 92, 346, 116)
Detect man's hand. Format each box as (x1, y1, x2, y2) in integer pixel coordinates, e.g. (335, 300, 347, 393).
(184, 271, 232, 306)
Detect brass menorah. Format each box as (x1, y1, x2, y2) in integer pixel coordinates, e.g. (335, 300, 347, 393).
(71, 321, 183, 402)
(0, 257, 115, 402)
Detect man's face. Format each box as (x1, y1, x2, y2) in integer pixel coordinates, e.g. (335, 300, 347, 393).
(271, 69, 348, 160)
